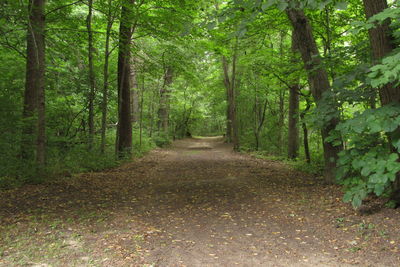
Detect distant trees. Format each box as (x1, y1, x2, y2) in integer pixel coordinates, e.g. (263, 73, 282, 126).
(1, 0, 400, 208)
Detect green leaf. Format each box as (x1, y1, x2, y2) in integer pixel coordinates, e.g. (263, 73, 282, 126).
(374, 184, 385, 196)
(343, 191, 353, 203)
(360, 165, 371, 177)
(389, 153, 399, 162)
(352, 195, 362, 208)
(261, 0, 275, 11)
(368, 121, 381, 133)
(335, 2, 348, 10)
(276, 1, 288, 11)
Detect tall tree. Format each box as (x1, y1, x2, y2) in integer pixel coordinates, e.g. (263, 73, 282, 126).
(286, 8, 341, 183)
(158, 66, 173, 133)
(288, 32, 300, 159)
(86, 0, 95, 149)
(363, 0, 400, 197)
(21, 0, 46, 168)
(116, 0, 134, 157)
(130, 57, 140, 123)
(100, 0, 115, 153)
(222, 50, 239, 151)
(363, 0, 400, 105)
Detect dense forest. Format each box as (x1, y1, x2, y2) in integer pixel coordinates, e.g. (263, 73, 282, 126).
(1, 0, 400, 211)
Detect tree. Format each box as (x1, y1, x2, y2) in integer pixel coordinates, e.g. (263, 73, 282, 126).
(21, 0, 46, 169)
(116, 0, 134, 157)
(100, 0, 116, 153)
(86, 0, 96, 150)
(222, 51, 239, 151)
(287, 35, 300, 159)
(363, 0, 400, 105)
(158, 65, 173, 133)
(286, 7, 341, 183)
(363, 0, 400, 200)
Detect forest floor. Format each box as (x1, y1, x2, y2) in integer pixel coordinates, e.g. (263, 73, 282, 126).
(1, 137, 400, 267)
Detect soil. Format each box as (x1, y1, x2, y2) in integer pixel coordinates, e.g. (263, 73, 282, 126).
(1, 137, 400, 266)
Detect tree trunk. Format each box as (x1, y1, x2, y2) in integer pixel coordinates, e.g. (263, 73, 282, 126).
(130, 57, 139, 123)
(222, 40, 240, 151)
(158, 66, 173, 133)
(288, 34, 300, 159)
(100, 0, 113, 154)
(278, 90, 285, 154)
(116, 0, 134, 158)
(363, 0, 400, 201)
(21, 0, 46, 168)
(139, 75, 145, 147)
(363, 0, 399, 105)
(288, 84, 300, 159)
(222, 56, 232, 143)
(287, 8, 341, 183)
(300, 97, 312, 164)
(86, 0, 95, 150)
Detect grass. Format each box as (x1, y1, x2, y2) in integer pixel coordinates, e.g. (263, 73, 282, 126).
(0, 208, 122, 266)
(0, 219, 95, 266)
(246, 150, 325, 176)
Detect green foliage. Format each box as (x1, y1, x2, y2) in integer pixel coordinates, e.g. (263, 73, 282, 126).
(368, 50, 400, 88)
(330, 104, 400, 208)
(132, 127, 156, 157)
(152, 132, 171, 147)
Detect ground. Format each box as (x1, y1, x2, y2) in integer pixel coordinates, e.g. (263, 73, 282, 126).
(1, 137, 400, 267)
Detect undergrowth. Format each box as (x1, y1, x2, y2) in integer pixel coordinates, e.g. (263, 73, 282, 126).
(0, 128, 156, 190)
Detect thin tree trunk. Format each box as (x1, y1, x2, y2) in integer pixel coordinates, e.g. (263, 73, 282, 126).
(231, 40, 239, 151)
(86, 0, 95, 150)
(116, 0, 134, 158)
(288, 33, 300, 159)
(222, 56, 232, 143)
(139, 75, 145, 147)
(287, 8, 341, 183)
(278, 90, 285, 154)
(100, 0, 113, 154)
(130, 56, 139, 123)
(300, 98, 311, 164)
(21, 0, 46, 169)
(288, 84, 300, 159)
(158, 66, 173, 133)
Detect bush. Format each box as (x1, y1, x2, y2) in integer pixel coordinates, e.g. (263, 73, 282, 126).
(152, 132, 171, 147)
(328, 104, 400, 208)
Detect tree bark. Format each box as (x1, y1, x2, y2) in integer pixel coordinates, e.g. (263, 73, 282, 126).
(116, 0, 134, 158)
(288, 33, 300, 159)
(86, 0, 95, 150)
(222, 41, 240, 151)
(363, 0, 400, 200)
(363, 0, 399, 105)
(300, 96, 312, 164)
(287, 8, 341, 183)
(21, 0, 46, 168)
(158, 66, 173, 133)
(130, 58, 140, 123)
(100, 0, 113, 154)
(288, 84, 300, 159)
(222, 56, 232, 143)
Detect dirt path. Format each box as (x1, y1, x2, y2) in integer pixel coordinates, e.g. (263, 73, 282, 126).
(1, 137, 400, 266)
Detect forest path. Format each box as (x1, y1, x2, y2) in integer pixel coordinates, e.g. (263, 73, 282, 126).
(1, 137, 400, 266)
